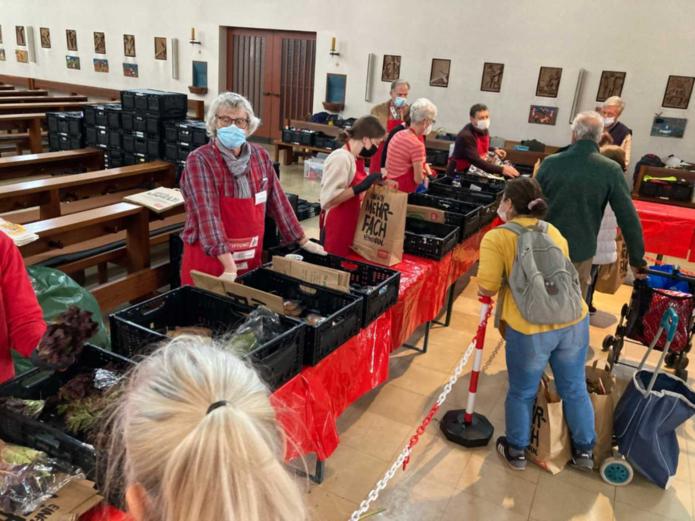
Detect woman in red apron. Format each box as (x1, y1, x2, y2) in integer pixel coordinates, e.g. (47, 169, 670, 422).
(319, 116, 387, 256)
(180, 92, 325, 285)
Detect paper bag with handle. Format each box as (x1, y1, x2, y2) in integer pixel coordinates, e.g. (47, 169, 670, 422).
(586, 361, 617, 466)
(596, 235, 628, 294)
(527, 375, 572, 474)
(351, 182, 407, 266)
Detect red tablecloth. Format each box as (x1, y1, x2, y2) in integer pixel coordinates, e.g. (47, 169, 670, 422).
(634, 200, 695, 261)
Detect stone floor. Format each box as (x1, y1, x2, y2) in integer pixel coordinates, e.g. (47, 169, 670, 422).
(276, 157, 695, 521)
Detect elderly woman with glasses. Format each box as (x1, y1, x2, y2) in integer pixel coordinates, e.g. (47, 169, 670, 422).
(384, 98, 437, 192)
(180, 92, 325, 286)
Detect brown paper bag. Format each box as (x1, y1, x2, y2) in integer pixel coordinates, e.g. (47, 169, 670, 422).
(527, 376, 571, 474)
(351, 183, 407, 266)
(586, 361, 616, 466)
(596, 236, 628, 294)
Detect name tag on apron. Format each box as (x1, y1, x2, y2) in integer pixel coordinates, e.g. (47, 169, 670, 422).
(233, 249, 256, 261)
(255, 190, 268, 205)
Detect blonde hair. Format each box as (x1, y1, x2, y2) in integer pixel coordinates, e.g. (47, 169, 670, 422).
(105, 336, 307, 521)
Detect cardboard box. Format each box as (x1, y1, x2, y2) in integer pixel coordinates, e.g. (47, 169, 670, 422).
(190, 270, 285, 314)
(270, 256, 351, 294)
(0, 479, 102, 521)
(406, 204, 447, 224)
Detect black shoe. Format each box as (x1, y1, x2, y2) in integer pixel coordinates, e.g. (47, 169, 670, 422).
(571, 448, 594, 471)
(589, 305, 597, 315)
(496, 436, 527, 471)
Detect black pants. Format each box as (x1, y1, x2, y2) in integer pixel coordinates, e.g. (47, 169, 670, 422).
(585, 264, 600, 309)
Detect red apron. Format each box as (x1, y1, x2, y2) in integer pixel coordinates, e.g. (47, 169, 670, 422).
(454, 132, 490, 172)
(319, 148, 367, 257)
(370, 117, 403, 174)
(392, 132, 426, 193)
(180, 145, 267, 285)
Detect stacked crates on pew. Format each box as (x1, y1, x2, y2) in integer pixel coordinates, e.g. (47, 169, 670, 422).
(163, 119, 209, 182)
(83, 103, 119, 165)
(47, 111, 85, 152)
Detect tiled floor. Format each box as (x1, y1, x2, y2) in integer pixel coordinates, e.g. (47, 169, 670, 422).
(276, 157, 695, 521)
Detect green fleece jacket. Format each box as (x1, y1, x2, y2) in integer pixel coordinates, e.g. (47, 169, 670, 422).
(536, 140, 645, 266)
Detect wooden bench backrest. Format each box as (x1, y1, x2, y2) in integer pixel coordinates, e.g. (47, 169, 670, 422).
(0, 95, 88, 104)
(0, 148, 104, 178)
(0, 102, 92, 114)
(0, 90, 49, 97)
(289, 119, 342, 137)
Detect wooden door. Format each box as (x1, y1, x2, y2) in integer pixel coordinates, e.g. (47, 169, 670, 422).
(226, 28, 315, 142)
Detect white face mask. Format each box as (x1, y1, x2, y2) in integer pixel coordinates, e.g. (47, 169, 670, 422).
(476, 119, 490, 131)
(603, 117, 615, 127)
(424, 123, 433, 135)
(496, 201, 509, 222)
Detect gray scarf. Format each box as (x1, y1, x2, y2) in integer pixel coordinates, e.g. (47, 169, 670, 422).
(215, 138, 252, 198)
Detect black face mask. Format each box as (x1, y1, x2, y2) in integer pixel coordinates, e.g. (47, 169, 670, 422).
(360, 144, 378, 158)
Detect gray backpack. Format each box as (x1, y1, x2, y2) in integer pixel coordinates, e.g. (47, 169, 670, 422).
(497, 221, 583, 325)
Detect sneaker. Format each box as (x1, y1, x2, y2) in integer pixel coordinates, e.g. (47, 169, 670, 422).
(496, 436, 527, 471)
(571, 448, 594, 471)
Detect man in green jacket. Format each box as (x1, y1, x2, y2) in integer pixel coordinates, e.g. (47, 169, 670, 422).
(536, 111, 646, 298)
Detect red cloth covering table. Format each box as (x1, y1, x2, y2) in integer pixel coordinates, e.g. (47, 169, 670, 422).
(634, 200, 695, 262)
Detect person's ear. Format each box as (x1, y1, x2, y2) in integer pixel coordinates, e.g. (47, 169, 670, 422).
(126, 483, 150, 521)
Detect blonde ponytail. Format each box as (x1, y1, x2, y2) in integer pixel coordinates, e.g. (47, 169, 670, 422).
(105, 335, 307, 521)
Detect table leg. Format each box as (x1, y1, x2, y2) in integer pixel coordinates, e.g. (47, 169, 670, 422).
(29, 117, 43, 153)
(432, 284, 456, 328)
(291, 454, 325, 484)
(403, 321, 431, 353)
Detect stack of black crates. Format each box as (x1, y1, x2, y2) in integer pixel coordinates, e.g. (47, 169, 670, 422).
(163, 119, 209, 182)
(47, 111, 86, 152)
(83, 103, 120, 165)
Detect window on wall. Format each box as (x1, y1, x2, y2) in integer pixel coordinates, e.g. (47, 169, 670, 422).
(326, 73, 346, 104)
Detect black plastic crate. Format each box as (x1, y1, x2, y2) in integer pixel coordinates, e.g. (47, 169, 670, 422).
(426, 148, 449, 167)
(110, 286, 305, 389)
(408, 192, 481, 240)
(298, 129, 316, 146)
(0, 344, 133, 483)
(106, 105, 122, 130)
(121, 88, 159, 111)
(121, 111, 135, 132)
(48, 132, 60, 152)
(282, 127, 301, 144)
(58, 134, 84, 151)
(178, 142, 192, 161)
(106, 149, 124, 168)
(164, 142, 179, 162)
(286, 250, 401, 327)
(146, 138, 163, 158)
(83, 105, 97, 126)
(404, 218, 459, 260)
(237, 268, 363, 365)
(456, 172, 506, 193)
(47, 112, 60, 133)
(177, 119, 208, 146)
(85, 103, 120, 127)
(122, 133, 135, 153)
(164, 121, 179, 143)
(428, 177, 501, 205)
(107, 129, 122, 149)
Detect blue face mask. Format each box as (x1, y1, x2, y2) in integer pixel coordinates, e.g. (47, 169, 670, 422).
(217, 124, 247, 149)
(393, 96, 407, 108)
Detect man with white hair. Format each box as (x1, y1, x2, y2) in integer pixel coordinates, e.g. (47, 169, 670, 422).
(536, 111, 646, 298)
(385, 98, 437, 192)
(600, 96, 632, 166)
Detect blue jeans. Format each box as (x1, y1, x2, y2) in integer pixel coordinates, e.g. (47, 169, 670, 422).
(505, 317, 595, 452)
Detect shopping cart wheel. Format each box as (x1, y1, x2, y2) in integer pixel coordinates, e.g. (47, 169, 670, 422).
(602, 335, 615, 352)
(665, 352, 678, 368)
(600, 457, 634, 486)
(620, 304, 629, 319)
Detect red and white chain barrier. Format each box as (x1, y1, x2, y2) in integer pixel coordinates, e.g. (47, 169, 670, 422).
(348, 299, 495, 521)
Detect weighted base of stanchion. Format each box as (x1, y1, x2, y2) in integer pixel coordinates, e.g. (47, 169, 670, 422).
(440, 409, 494, 448)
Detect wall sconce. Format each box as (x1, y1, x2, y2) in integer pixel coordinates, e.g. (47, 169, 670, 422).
(190, 27, 201, 45)
(329, 36, 340, 57)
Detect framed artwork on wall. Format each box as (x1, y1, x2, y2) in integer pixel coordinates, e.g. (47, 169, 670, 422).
(94, 32, 106, 54)
(481, 62, 504, 92)
(154, 37, 167, 60)
(66, 29, 78, 51)
(596, 71, 626, 102)
(662, 75, 694, 110)
(528, 105, 559, 125)
(93, 58, 109, 73)
(430, 58, 451, 88)
(123, 62, 139, 77)
(39, 28, 51, 49)
(381, 55, 401, 82)
(651, 116, 687, 138)
(536, 66, 562, 97)
(16, 26, 26, 46)
(15, 49, 28, 63)
(66, 55, 80, 70)
(123, 34, 136, 57)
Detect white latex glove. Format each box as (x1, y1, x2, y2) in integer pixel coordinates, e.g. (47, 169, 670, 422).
(219, 271, 237, 284)
(301, 240, 327, 256)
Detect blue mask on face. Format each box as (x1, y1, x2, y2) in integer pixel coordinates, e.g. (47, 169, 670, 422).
(217, 124, 247, 149)
(393, 96, 407, 108)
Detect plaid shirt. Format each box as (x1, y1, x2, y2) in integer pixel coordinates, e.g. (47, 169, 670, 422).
(181, 142, 303, 256)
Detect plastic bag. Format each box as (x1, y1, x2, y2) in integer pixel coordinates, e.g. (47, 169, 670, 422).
(0, 439, 84, 515)
(226, 307, 285, 355)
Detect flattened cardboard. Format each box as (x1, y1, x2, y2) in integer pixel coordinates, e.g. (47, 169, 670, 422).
(190, 270, 285, 314)
(406, 204, 447, 224)
(271, 256, 350, 294)
(0, 479, 102, 521)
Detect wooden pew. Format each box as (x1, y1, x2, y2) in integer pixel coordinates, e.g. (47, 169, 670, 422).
(0, 95, 87, 104)
(0, 160, 176, 219)
(0, 86, 13, 91)
(274, 119, 342, 164)
(0, 148, 104, 180)
(0, 90, 49, 97)
(0, 101, 92, 115)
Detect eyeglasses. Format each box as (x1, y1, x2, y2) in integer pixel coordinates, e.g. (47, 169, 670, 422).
(216, 115, 250, 129)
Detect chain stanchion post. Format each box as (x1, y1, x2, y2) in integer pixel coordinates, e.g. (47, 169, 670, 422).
(439, 294, 495, 447)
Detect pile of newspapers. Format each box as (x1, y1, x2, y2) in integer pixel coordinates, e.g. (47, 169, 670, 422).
(0, 218, 39, 246)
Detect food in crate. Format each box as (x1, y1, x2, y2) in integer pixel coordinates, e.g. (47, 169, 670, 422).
(34, 306, 99, 368)
(283, 299, 326, 325)
(0, 397, 46, 419)
(226, 307, 287, 355)
(0, 438, 84, 515)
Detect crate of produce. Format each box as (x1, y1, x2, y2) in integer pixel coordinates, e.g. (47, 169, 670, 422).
(408, 192, 481, 240)
(287, 250, 401, 327)
(110, 286, 305, 390)
(0, 344, 133, 484)
(176, 119, 208, 146)
(404, 217, 459, 260)
(236, 268, 363, 365)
